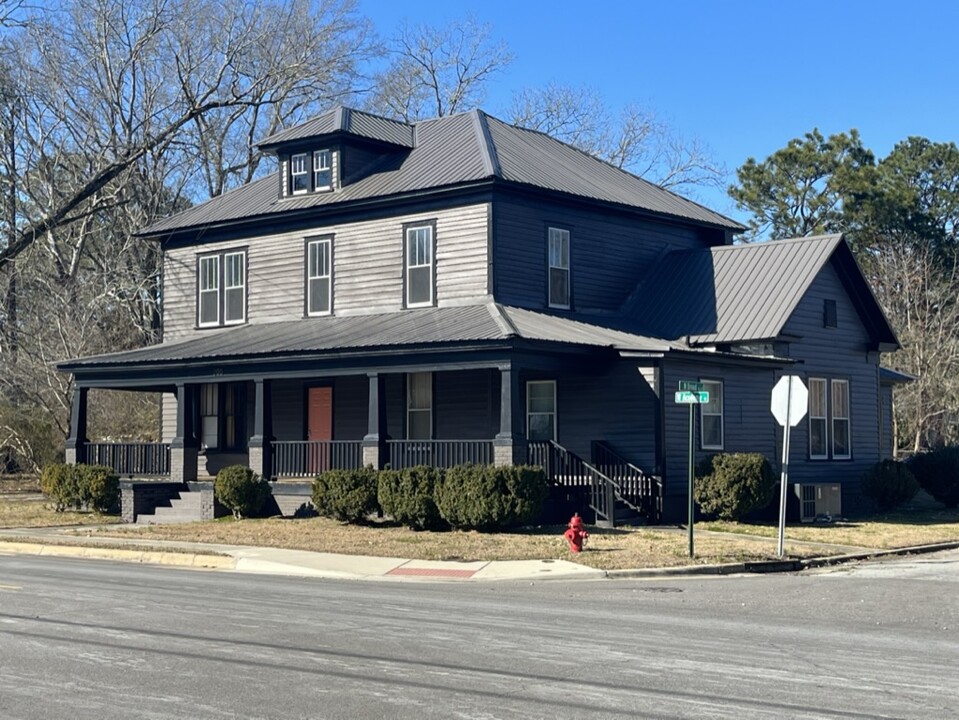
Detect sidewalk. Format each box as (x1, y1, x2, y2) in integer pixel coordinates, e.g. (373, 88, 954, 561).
(2, 524, 957, 583)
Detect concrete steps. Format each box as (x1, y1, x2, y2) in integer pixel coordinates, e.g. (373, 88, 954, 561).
(137, 490, 203, 525)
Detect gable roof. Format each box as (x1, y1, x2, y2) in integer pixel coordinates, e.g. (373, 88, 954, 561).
(139, 107, 742, 237)
(624, 234, 899, 349)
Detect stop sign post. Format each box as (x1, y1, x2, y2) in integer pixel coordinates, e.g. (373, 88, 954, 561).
(771, 375, 808, 558)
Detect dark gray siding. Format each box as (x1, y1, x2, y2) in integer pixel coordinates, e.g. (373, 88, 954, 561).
(492, 195, 712, 314)
(435, 369, 497, 439)
(271, 379, 304, 440)
(880, 385, 893, 460)
(341, 144, 391, 185)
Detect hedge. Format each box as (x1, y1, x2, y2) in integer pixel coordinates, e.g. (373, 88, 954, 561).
(312, 466, 379, 523)
(694, 453, 775, 521)
(860, 459, 918, 512)
(434, 464, 548, 530)
(214, 464, 271, 519)
(377, 466, 444, 530)
(40, 463, 119, 513)
(908, 447, 959, 508)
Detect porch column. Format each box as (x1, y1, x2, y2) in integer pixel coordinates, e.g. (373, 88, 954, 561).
(494, 363, 526, 466)
(362, 372, 387, 469)
(64, 386, 88, 465)
(248, 378, 273, 479)
(170, 383, 198, 483)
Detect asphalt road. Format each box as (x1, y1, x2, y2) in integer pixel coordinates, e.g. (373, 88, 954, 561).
(0, 551, 957, 719)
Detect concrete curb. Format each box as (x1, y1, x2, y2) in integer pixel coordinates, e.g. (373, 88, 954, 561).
(0, 541, 235, 570)
(798, 540, 959, 569)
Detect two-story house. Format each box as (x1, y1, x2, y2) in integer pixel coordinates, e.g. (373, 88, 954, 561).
(58, 106, 901, 524)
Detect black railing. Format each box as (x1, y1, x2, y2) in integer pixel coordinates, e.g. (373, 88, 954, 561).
(387, 440, 493, 470)
(528, 440, 616, 525)
(83, 443, 171, 476)
(591, 440, 663, 523)
(271, 441, 363, 478)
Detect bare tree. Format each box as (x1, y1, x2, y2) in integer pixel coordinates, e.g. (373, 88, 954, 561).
(508, 83, 726, 193)
(369, 14, 512, 122)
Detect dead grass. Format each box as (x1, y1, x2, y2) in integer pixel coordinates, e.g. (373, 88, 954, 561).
(702, 507, 959, 549)
(0, 495, 122, 529)
(0, 476, 40, 494)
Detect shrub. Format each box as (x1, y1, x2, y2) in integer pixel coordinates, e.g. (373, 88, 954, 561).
(378, 466, 445, 530)
(311, 466, 379, 523)
(40, 463, 82, 512)
(694, 453, 776, 521)
(435, 464, 548, 530)
(214, 465, 271, 519)
(78, 464, 120, 513)
(909, 447, 959, 508)
(860, 459, 919, 512)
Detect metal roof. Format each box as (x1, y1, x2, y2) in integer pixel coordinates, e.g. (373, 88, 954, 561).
(624, 234, 898, 346)
(139, 108, 743, 237)
(880, 367, 914, 384)
(59, 304, 683, 370)
(257, 106, 415, 149)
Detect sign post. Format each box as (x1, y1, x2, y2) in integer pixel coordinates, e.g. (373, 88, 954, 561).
(770, 375, 809, 558)
(676, 381, 707, 557)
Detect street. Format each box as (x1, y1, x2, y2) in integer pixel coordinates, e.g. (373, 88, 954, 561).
(1, 551, 957, 719)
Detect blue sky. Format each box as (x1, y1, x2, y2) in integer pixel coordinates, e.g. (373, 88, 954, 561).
(359, 0, 959, 222)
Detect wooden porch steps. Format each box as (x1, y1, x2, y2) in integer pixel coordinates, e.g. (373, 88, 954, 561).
(136, 490, 202, 525)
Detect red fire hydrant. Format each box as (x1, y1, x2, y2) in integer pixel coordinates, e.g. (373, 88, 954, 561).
(564, 513, 589, 553)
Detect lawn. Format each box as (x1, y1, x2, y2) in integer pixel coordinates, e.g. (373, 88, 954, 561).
(0, 494, 122, 529)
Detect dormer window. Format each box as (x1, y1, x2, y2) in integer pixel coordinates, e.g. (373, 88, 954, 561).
(314, 150, 332, 190)
(291, 153, 309, 194)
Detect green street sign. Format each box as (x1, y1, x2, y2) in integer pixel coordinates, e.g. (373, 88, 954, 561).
(675, 390, 709, 404)
(678, 380, 704, 392)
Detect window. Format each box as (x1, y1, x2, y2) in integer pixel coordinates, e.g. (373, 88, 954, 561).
(527, 380, 556, 442)
(198, 255, 220, 327)
(197, 250, 246, 327)
(405, 224, 434, 307)
(808, 377, 851, 460)
(407, 372, 432, 439)
(313, 150, 332, 190)
(199, 384, 218, 450)
(198, 383, 246, 451)
(700, 380, 723, 449)
(809, 378, 828, 459)
(832, 379, 850, 458)
(824, 299, 838, 328)
(290, 153, 309, 194)
(548, 227, 570, 308)
(306, 238, 332, 315)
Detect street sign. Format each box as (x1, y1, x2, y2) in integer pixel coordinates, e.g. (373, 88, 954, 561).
(675, 391, 709, 404)
(678, 380, 704, 392)
(771, 375, 808, 427)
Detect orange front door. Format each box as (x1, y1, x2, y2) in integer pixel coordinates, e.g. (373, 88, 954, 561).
(307, 387, 333, 473)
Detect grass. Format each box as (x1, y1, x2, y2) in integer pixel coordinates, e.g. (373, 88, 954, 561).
(3, 492, 957, 571)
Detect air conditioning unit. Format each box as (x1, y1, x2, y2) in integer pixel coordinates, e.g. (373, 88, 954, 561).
(794, 483, 842, 522)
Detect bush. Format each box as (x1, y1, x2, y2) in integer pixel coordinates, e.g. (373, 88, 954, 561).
(694, 453, 776, 521)
(860, 459, 918, 512)
(40, 463, 82, 512)
(909, 447, 959, 508)
(78, 464, 120, 513)
(378, 466, 444, 530)
(435, 464, 548, 530)
(214, 465, 271, 519)
(312, 466, 379, 523)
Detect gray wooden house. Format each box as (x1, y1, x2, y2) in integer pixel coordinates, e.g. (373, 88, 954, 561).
(58, 106, 901, 524)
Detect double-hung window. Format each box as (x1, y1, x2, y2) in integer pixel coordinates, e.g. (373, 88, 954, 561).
(197, 250, 246, 327)
(700, 380, 724, 450)
(527, 380, 557, 442)
(808, 377, 851, 459)
(291, 152, 309, 194)
(306, 237, 332, 315)
(313, 150, 332, 190)
(407, 372, 432, 439)
(548, 227, 570, 308)
(405, 223, 434, 307)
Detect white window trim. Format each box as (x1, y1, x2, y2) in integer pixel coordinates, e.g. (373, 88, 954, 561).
(291, 152, 309, 195)
(405, 224, 434, 308)
(197, 255, 220, 328)
(700, 379, 724, 450)
(831, 379, 851, 459)
(307, 238, 332, 317)
(548, 226, 570, 309)
(223, 251, 246, 325)
(526, 380, 557, 442)
(313, 149, 332, 191)
(808, 377, 829, 459)
(406, 372, 432, 440)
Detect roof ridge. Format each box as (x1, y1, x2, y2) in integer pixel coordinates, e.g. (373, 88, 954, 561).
(709, 234, 845, 252)
(471, 109, 501, 178)
(486, 302, 519, 338)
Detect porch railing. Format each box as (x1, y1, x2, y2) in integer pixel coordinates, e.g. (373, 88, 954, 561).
(387, 440, 493, 470)
(591, 440, 663, 524)
(271, 440, 363, 478)
(83, 442, 171, 476)
(528, 440, 616, 525)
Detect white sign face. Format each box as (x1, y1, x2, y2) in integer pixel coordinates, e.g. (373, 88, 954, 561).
(771, 375, 809, 427)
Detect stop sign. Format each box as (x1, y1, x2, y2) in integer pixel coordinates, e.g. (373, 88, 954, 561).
(771, 375, 808, 427)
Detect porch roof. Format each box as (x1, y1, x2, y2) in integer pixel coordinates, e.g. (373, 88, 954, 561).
(58, 303, 684, 371)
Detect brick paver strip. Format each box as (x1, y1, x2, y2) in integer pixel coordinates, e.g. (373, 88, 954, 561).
(387, 567, 477, 578)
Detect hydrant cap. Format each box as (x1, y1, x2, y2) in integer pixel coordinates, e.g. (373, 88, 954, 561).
(569, 513, 584, 529)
